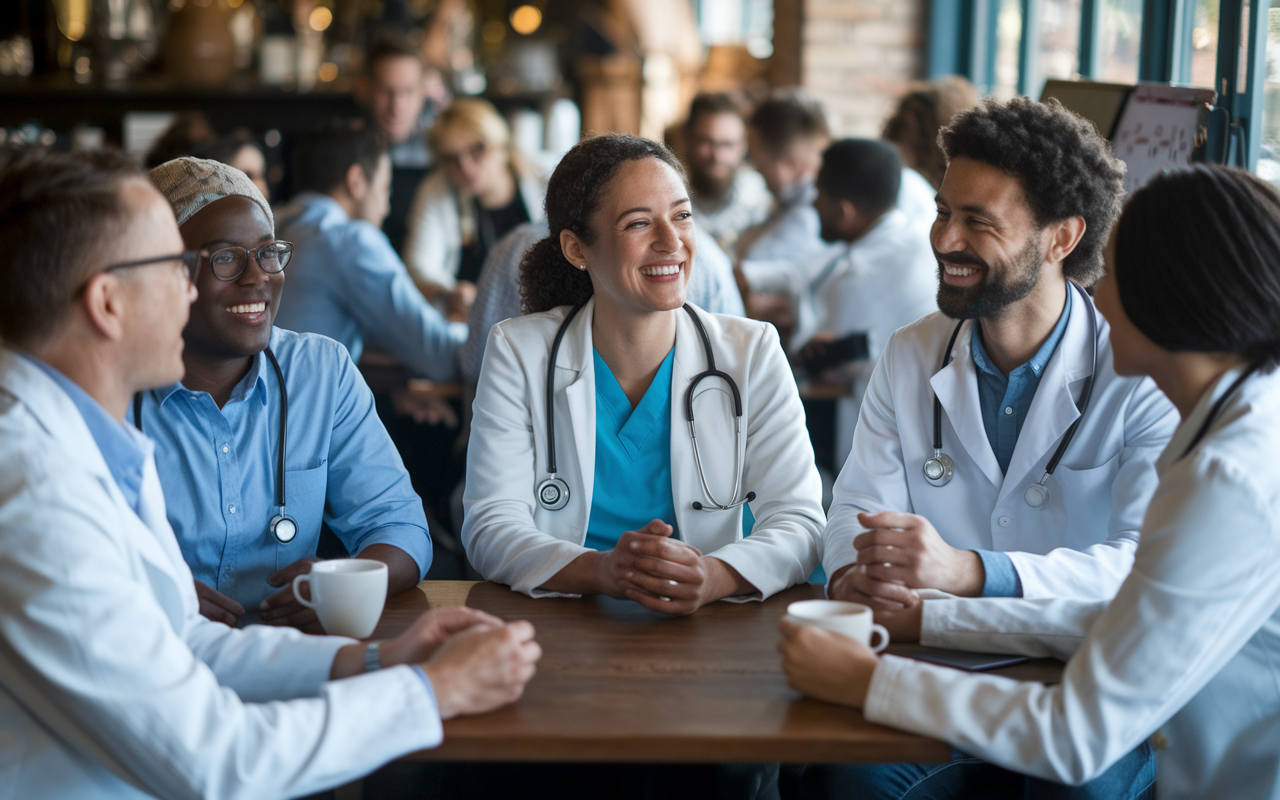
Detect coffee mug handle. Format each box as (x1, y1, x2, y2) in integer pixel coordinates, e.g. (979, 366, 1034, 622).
(869, 623, 890, 654)
(292, 574, 317, 609)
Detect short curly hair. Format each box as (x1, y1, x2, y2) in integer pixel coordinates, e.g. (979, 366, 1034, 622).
(939, 96, 1125, 286)
(520, 133, 687, 314)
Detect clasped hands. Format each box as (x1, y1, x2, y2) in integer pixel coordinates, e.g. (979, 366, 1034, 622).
(331, 606, 542, 719)
(194, 556, 328, 632)
(580, 520, 751, 615)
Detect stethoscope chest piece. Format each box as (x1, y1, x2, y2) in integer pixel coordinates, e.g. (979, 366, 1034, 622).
(1024, 481, 1050, 509)
(537, 477, 571, 511)
(271, 513, 298, 544)
(923, 451, 954, 487)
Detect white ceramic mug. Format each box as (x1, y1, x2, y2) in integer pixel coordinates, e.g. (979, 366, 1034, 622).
(785, 599, 890, 653)
(292, 559, 388, 638)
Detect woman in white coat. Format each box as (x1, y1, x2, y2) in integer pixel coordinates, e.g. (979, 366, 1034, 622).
(402, 97, 547, 319)
(463, 133, 825, 615)
(781, 164, 1280, 800)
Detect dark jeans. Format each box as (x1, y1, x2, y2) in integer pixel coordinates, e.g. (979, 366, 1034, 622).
(800, 742, 1156, 800)
(440, 762, 781, 800)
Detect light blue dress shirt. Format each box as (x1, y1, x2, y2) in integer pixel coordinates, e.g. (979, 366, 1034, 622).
(273, 193, 464, 382)
(129, 328, 432, 614)
(18, 352, 145, 513)
(967, 289, 1072, 598)
(585, 348, 679, 550)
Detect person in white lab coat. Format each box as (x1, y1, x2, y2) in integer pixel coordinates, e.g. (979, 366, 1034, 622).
(0, 149, 540, 800)
(824, 97, 1177, 612)
(795, 138, 938, 466)
(463, 133, 825, 613)
(783, 163, 1280, 800)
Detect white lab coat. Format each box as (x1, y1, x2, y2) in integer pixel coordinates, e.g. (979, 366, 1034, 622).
(824, 296, 1178, 600)
(402, 168, 547, 290)
(462, 298, 825, 599)
(0, 350, 441, 800)
(793, 208, 938, 466)
(864, 366, 1280, 799)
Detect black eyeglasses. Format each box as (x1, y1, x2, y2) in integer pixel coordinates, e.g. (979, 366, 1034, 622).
(102, 250, 203, 284)
(205, 240, 294, 281)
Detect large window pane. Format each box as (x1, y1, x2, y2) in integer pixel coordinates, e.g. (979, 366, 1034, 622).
(1189, 0, 1220, 88)
(994, 0, 1023, 99)
(1037, 0, 1083, 93)
(1098, 0, 1143, 83)
(1256, 1, 1280, 186)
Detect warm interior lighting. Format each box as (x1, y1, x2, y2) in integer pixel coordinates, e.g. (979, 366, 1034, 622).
(510, 5, 542, 35)
(308, 6, 333, 32)
(56, 0, 89, 41)
(226, 0, 244, 7)
(481, 19, 506, 44)
(317, 61, 339, 82)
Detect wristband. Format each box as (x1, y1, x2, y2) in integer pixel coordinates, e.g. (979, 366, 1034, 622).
(364, 641, 383, 673)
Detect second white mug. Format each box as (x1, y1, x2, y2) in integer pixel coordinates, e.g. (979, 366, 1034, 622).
(785, 599, 890, 653)
(292, 559, 388, 638)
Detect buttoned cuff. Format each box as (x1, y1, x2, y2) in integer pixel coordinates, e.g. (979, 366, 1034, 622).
(975, 549, 1022, 597)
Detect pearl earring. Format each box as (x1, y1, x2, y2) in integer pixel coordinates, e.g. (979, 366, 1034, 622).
(578, 264, 587, 271)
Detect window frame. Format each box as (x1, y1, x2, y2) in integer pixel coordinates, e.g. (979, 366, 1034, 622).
(928, 0, 1269, 168)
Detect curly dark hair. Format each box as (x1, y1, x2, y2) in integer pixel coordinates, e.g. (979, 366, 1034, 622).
(1117, 165, 1280, 366)
(520, 133, 687, 314)
(939, 96, 1125, 286)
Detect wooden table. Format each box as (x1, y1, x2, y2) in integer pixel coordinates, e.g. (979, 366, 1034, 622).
(371, 581, 1063, 764)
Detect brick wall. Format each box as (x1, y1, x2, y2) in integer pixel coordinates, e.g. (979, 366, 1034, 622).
(799, 0, 927, 137)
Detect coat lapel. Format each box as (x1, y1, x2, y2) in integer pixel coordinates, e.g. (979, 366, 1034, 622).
(998, 289, 1096, 504)
(555, 298, 597, 528)
(929, 321, 1005, 489)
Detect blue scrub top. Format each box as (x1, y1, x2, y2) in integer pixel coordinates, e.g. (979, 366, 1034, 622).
(585, 348, 679, 550)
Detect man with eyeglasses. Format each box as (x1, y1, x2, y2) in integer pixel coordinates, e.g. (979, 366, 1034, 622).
(135, 156, 434, 632)
(0, 148, 540, 799)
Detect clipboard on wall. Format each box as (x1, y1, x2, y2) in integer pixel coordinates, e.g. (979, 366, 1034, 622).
(1110, 83, 1219, 194)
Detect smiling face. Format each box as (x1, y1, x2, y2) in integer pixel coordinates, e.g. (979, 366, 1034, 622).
(178, 195, 280, 361)
(931, 156, 1049, 320)
(562, 157, 696, 318)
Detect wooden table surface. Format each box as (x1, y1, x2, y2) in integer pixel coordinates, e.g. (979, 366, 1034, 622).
(371, 581, 1059, 764)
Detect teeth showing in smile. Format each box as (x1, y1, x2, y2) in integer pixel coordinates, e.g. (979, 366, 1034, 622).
(227, 302, 266, 314)
(640, 264, 682, 276)
(943, 264, 977, 277)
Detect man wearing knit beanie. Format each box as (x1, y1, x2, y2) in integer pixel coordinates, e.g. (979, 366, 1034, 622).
(137, 156, 431, 631)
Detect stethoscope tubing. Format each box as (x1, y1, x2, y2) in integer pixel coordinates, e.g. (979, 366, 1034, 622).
(539, 302, 750, 512)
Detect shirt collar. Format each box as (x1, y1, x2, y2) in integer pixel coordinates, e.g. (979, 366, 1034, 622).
(155, 348, 270, 408)
(971, 287, 1073, 380)
(14, 351, 148, 511)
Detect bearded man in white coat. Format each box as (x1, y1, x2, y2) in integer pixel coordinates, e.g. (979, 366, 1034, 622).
(0, 149, 540, 800)
(825, 97, 1178, 610)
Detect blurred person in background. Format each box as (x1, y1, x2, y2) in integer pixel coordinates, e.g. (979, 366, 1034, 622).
(356, 37, 450, 255)
(404, 97, 547, 322)
(883, 75, 981, 191)
(682, 92, 772, 253)
(192, 134, 271, 200)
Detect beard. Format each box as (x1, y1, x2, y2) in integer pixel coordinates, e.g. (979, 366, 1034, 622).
(690, 164, 736, 205)
(936, 232, 1044, 320)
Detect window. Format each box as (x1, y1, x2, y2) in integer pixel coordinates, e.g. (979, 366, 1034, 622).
(1097, 0, 1144, 82)
(1255, 1, 1280, 184)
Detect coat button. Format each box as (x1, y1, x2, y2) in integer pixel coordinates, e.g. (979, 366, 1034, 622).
(998, 516, 1012, 527)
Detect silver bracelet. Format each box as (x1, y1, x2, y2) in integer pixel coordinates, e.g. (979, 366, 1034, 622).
(364, 641, 383, 673)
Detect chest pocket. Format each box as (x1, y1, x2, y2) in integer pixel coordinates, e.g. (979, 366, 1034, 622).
(689, 382, 739, 503)
(1053, 451, 1120, 550)
(275, 464, 328, 569)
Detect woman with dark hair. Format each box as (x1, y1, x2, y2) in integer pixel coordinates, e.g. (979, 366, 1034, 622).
(462, 133, 824, 612)
(783, 164, 1280, 800)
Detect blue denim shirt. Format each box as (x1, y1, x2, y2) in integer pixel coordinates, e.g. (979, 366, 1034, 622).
(968, 289, 1072, 597)
(129, 327, 432, 615)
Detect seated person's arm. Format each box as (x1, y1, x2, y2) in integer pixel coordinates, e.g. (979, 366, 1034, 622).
(340, 223, 462, 383)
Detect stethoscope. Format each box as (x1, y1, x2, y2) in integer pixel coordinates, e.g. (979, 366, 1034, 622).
(1179, 362, 1261, 460)
(133, 346, 298, 543)
(536, 303, 755, 513)
(923, 282, 1098, 509)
